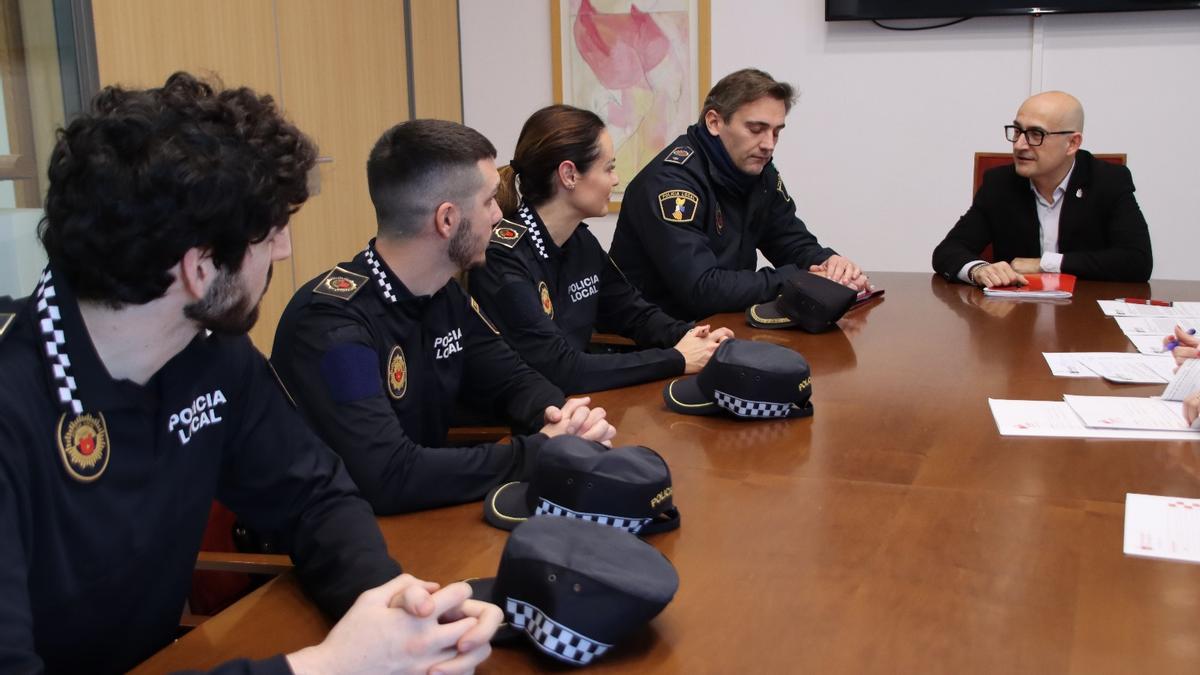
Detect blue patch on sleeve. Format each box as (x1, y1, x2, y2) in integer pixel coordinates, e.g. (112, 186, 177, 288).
(320, 343, 383, 403)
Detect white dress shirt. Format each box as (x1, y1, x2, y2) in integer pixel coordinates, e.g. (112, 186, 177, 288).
(957, 160, 1076, 282)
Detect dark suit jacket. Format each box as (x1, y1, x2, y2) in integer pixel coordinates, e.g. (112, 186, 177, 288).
(932, 149, 1152, 282)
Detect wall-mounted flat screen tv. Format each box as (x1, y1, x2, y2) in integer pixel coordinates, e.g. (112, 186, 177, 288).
(827, 1, 1200, 21)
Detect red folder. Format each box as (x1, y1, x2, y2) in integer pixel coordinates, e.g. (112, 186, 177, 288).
(983, 273, 1077, 299)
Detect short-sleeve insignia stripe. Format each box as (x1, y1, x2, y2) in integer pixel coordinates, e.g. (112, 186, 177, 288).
(663, 145, 694, 165)
(314, 266, 369, 301)
(504, 597, 612, 666)
(470, 296, 501, 335)
(0, 312, 13, 340)
(658, 189, 699, 223)
(776, 175, 791, 203)
(490, 218, 528, 249)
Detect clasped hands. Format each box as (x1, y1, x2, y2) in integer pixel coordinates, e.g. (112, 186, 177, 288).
(969, 257, 1041, 288)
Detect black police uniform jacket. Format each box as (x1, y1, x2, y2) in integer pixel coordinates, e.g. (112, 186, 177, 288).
(931, 149, 1153, 282)
(0, 268, 400, 675)
(469, 203, 692, 394)
(610, 124, 837, 321)
(271, 242, 565, 515)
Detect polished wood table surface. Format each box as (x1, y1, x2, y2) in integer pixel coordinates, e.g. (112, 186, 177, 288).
(136, 273, 1200, 674)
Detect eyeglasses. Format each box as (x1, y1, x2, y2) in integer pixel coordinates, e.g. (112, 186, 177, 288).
(1005, 125, 1075, 147)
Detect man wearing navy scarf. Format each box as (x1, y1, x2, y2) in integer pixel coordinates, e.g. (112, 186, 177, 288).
(611, 68, 868, 321)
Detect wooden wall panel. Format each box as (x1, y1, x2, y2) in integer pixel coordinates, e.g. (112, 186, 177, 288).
(275, 0, 409, 288)
(91, 0, 291, 353)
(409, 0, 462, 122)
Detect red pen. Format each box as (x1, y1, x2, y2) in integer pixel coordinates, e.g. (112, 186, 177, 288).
(1119, 297, 1173, 307)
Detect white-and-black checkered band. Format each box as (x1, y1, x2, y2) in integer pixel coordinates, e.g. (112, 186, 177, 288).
(505, 597, 611, 666)
(35, 269, 83, 415)
(363, 247, 398, 304)
(535, 497, 652, 534)
(518, 204, 549, 260)
(713, 389, 792, 419)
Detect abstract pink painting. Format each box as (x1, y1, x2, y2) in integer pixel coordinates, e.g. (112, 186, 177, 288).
(555, 0, 708, 206)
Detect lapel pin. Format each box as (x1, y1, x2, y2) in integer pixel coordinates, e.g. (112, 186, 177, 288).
(1075, 188, 1083, 198)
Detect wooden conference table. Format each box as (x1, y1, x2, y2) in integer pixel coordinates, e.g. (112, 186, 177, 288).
(137, 273, 1200, 674)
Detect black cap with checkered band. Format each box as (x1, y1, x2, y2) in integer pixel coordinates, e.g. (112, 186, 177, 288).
(662, 338, 813, 420)
(467, 517, 679, 667)
(483, 435, 678, 535)
(746, 273, 857, 332)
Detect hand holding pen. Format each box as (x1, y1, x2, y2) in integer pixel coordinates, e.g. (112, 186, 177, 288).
(1162, 325, 1200, 366)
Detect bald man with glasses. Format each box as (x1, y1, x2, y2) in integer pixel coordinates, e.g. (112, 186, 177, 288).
(933, 91, 1152, 287)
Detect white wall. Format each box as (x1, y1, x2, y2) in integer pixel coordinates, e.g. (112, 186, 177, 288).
(461, 0, 1200, 279)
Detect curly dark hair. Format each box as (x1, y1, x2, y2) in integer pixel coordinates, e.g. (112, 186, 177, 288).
(39, 71, 317, 306)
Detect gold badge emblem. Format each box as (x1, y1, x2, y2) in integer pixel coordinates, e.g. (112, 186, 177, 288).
(538, 281, 554, 318)
(387, 345, 408, 400)
(56, 412, 111, 483)
(489, 218, 527, 249)
(664, 146, 694, 165)
(313, 266, 368, 301)
(658, 189, 699, 223)
(325, 276, 357, 293)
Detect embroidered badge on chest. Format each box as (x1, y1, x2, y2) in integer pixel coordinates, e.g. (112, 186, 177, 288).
(56, 412, 110, 483)
(658, 189, 699, 223)
(538, 281, 554, 318)
(387, 345, 408, 399)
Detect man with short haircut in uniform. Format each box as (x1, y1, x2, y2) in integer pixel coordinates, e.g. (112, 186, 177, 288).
(271, 119, 617, 516)
(932, 91, 1152, 287)
(0, 74, 499, 674)
(610, 68, 868, 321)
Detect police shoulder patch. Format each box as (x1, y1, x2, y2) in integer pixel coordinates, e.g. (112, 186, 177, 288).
(538, 281, 554, 318)
(663, 145, 695, 165)
(658, 189, 700, 224)
(314, 266, 369, 300)
(469, 295, 501, 335)
(490, 218, 528, 249)
(776, 174, 791, 203)
(0, 312, 14, 343)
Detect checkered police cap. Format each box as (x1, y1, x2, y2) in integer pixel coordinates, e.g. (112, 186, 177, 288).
(467, 517, 679, 666)
(663, 339, 814, 420)
(484, 436, 679, 535)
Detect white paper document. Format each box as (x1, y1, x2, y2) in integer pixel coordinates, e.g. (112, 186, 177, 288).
(1063, 394, 1197, 432)
(1098, 300, 1200, 318)
(1161, 358, 1200, 401)
(1113, 316, 1200, 337)
(1124, 493, 1200, 565)
(1042, 352, 1174, 383)
(1128, 335, 1170, 355)
(988, 399, 1200, 440)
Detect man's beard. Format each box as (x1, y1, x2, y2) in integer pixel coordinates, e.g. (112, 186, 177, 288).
(183, 265, 270, 335)
(448, 216, 485, 271)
